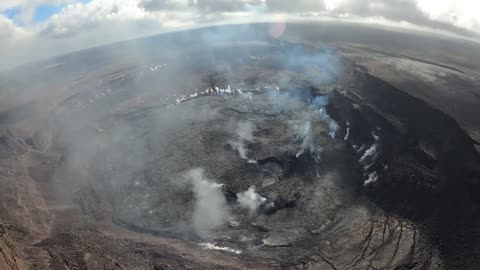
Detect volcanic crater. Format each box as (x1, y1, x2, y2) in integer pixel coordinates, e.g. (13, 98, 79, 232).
(1, 24, 480, 270)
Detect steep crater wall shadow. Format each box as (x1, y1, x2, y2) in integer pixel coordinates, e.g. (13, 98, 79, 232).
(329, 64, 480, 269)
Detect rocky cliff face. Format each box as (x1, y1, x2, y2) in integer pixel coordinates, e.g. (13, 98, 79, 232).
(331, 65, 480, 269)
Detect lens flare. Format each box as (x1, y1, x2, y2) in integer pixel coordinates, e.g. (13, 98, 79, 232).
(269, 21, 286, 38)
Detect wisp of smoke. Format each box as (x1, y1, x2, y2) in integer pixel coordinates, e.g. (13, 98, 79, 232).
(236, 120, 255, 141)
(282, 43, 338, 85)
(311, 96, 338, 139)
(237, 186, 266, 214)
(360, 144, 378, 163)
(299, 120, 312, 150)
(290, 115, 316, 158)
(344, 121, 350, 141)
(364, 171, 378, 186)
(318, 108, 338, 139)
(290, 115, 311, 145)
(311, 95, 329, 108)
(229, 120, 256, 160)
(360, 133, 380, 163)
(183, 168, 228, 238)
(229, 140, 248, 159)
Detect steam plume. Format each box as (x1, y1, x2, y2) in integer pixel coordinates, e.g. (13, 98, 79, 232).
(311, 96, 338, 139)
(183, 168, 228, 237)
(237, 186, 266, 214)
(229, 120, 256, 161)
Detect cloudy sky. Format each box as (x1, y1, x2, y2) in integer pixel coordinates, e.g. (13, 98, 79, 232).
(1, 0, 479, 69)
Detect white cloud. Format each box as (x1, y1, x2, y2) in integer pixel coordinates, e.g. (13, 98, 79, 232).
(265, 0, 324, 12)
(416, 0, 480, 31)
(320, 0, 479, 37)
(42, 0, 149, 37)
(0, 0, 73, 24)
(0, 15, 31, 50)
(0, 0, 64, 10)
(0, 0, 479, 70)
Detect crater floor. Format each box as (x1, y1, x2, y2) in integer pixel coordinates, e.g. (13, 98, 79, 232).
(1, 24, 480, 270)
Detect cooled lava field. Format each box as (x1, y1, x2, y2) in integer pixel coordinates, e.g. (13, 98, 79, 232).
(1, 23, 480, 270)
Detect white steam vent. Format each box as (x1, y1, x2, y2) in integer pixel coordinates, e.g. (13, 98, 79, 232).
(344, 121, 350, 141)
(183, 168, 228, 237)
(360, 132, 380, 163)
(237, 186, 266, 214)
(229, 120, 256, 161)
(364, 172, 378, 186)
(229, 141, 249, 159)
(199, 242, 242, 254)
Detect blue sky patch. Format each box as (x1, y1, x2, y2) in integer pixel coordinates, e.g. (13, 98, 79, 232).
(2, 6, 21, 20)
(2, 1, 92, 24)
(34, 1, 93, 22)
(34, 4, 65, 22)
